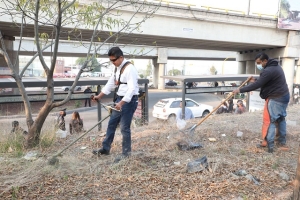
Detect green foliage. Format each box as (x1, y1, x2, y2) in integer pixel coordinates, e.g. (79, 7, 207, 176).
(0, 134, 24, 157)
(75, 57, 101, 72)
(168, 69, 181, 76)
(11, 186, 20, 199)
(39, 133, 55, 149)
(280, 0, 291, 18)
(210, 65, 217, 75)
(145, 60, 152, 77)
(74, 100, 82, 108)
(272, 159, 280, 169)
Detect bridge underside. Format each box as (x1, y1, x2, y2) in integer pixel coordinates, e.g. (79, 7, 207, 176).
(0, 22, 283, 52)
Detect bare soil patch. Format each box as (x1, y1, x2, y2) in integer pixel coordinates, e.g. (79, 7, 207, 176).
(1, 105, 300, 199)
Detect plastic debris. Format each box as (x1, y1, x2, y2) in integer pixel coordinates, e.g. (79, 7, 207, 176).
(177, 142, 203, 151)
(233, 169, 247, 176)
(236, 131, 243, 137)
(208, 138, 217, 142)
(245, 174, 260, 185)
(23, 151, 38, 161)
(186, 156, 208, 173)
(279, 172, 289, 181)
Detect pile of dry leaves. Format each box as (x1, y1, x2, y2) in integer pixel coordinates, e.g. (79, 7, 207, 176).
(1, 105, 300, 199)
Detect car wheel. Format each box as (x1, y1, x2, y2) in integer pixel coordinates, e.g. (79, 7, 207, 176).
(64, 88, 69, 92)
(168, 114, 176, 123)
(77, 87, 81, 91)
(202, 110, 210, 118)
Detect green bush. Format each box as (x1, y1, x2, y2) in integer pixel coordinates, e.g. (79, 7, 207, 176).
(74, 100, 82, 108)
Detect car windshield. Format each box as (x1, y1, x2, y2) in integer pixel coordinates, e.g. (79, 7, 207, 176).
(154, 100, 168, 108)
(170, 101, 180, 108)
(186, 100, 198, 107)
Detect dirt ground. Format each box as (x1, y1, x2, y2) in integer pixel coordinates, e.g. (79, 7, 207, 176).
(1, 104, 300, 199)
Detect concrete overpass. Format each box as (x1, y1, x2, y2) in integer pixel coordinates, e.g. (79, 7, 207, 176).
(0, 0, 300, 96)
(13, 38, 236, 61)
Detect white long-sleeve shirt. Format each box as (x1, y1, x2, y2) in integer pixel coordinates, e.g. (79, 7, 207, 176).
(101, 59, 139, 102)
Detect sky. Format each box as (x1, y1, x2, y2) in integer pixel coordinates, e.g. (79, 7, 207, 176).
(63, 0, 287, 75)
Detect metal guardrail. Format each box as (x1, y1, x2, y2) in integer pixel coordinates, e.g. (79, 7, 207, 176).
(252, 12, 277, 18)
(201, 6, 245, 15)
(154, 0, 196, 7)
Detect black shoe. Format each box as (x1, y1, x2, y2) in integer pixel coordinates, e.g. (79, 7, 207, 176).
(92, 148, 109, 155)
(268, 147, 274, 153)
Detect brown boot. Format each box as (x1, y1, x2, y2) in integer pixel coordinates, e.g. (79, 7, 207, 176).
(277, 143, 289, 151)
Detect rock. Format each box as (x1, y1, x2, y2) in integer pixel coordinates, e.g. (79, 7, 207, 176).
(174, 161, 180, 165)
(208, 138, 217, 142)
(186, 156, 208, 173)
(233, 169, 247, 176)
(279, 172, 289, 181)
(23, 151, 38, 161)
(245, 174, 260, 185)
(236, 131, 243, 137)
(8, 147, 13, 153)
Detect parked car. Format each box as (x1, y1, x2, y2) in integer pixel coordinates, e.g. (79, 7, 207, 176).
(92, 72, 102, 77)
(148, 82, 154, 88)
(53, 73, 63, 78)
(165, 80, 177, 86)
(152, 98, 213, 120)
(64, 72, 76, 78)
(61, 86, 82, 92)
(81, 72, 92, 77)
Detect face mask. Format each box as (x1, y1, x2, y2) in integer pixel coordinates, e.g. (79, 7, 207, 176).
(256, 64, 263, 71)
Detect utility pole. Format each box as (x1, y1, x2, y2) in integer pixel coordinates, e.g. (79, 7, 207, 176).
(182, 60, 186, 75)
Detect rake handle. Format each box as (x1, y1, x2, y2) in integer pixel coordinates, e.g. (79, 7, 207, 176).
(194, 76, 252, 127)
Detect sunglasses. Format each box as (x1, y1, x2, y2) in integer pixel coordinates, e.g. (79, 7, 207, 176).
(110, 56, 120, 62)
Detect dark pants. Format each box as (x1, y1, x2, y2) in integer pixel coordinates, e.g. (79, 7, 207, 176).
(102, 95, 138, 155)
(262, 94, 289, 149)
(85, 98, 91, 107)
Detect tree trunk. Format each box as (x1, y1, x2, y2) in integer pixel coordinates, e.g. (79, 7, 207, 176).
(25, 104, 52, 148)
(293, 144, 300, 199)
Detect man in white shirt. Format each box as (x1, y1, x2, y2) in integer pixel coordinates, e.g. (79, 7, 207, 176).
(92, 47, 139, 162)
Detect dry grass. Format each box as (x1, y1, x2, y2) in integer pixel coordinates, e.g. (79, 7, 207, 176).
(1, 105, 300, 199)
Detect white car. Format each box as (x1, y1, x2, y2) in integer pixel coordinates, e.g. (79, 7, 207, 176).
(61, 86, 82, 92)
(81, 72, 92, 77)
(152, 98, 213, 120)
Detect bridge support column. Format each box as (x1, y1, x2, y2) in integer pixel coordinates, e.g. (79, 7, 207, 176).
(0, 38, 19, 74)
(153, 48, 168, 90)
(246, 60, 255, 74)
(282, 57, 296, 101)
(296, 60, 300, 84)
(237, 61, 246, 74)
